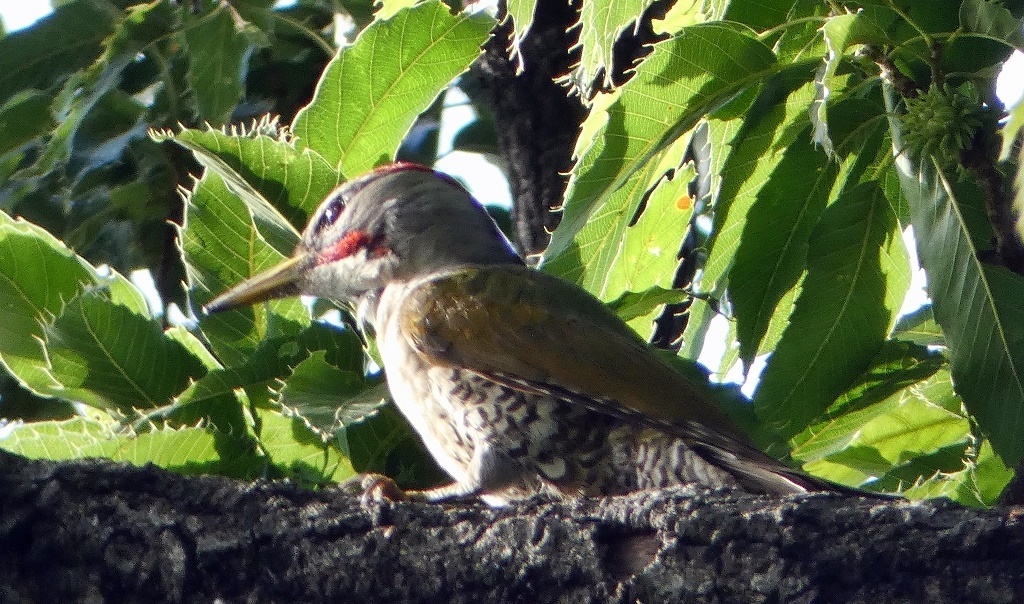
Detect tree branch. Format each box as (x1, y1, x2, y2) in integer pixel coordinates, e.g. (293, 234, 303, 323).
(960, 134, 1024, 274)
(477, 1, 585, 256)
(2, 451, 1022, 603)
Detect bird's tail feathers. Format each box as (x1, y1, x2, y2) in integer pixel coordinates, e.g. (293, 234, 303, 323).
(691, 440, 898, 499)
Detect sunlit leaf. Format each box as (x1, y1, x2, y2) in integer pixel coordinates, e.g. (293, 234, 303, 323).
(800, 368, 969, 490)
(153, 120, 341, 228)
(179, 171, 308, 366)
(0, 212, 148, 399)
(893, 306, 945, 347)
(505, 0, 539, 63)
(0, 417, 264, 479)
(754, 181, 910, 438)
(607, 287, 691, 323)
(544, 133, 695, 337)
(791, 341, 946, 462)
(572, 0, 656, 93)
(545, 23, 777, 261)
(727, 128, 834, 366)
(693, 74, 822, 366)
(44, 290, 206, 413)
(255, 406, 356, 485)
(277, 349, 388, 438)
(292, 1, 493, 175)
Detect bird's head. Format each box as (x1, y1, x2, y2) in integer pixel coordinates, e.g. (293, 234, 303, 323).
(204, 163, 522, 313)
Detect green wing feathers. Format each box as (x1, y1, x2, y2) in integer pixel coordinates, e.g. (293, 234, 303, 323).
(398, 266, 740, 435)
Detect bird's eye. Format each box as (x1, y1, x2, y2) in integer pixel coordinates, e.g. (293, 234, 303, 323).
(316, 193, 347, 234)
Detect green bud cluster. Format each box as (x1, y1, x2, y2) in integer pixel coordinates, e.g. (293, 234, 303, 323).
(900, 83, 986, 170)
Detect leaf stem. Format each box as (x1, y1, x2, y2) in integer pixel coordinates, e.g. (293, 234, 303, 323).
(757, 16, 828, 42)
(272, 12, 336, 57)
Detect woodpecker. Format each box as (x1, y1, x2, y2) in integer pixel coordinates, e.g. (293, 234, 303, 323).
(206, 162, 837, 505)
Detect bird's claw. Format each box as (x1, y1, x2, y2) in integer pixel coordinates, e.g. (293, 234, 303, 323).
(339, 473, 410, 506)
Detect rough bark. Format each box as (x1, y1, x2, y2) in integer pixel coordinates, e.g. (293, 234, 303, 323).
(1, 450, 1022, 604)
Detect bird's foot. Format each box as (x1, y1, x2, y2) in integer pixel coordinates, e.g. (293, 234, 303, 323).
(404, 482, 481, 503)
(339, 473, 410, 506)
(340, 474, 486, 505)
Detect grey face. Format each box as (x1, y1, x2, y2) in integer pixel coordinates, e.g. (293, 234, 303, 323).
(300, 167, 394, 258)
(299, 164, 522, 291)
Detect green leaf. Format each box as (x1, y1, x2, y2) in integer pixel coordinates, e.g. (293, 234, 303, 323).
(153, 120, 341, 228)
(544, 132, 694, 328)
(165, 325, 222, 371)
(255, 406, 356, 485)
(721, 0, 793, 30)
(606, 162, 695, 298)
(166, 322, 363, 429)
(189, 324, 360, 399)
(754, 181, 910, 439)
(607, 287, 691, 323)
(876, 433, 1013, 507)
(734, 93, 891, 367)
(791, 340, 946, 463)
(970, 439, 1016, 505)
(338, 404, 446, 489)
(546, 23, 778, 261)
(767, 3, 829, 64)
(889, 87, 1024, 468)
(821, 7, 899, 74)
(0, 91, 54, 158)
(505, 0, 538, 63)
(651, 0, 712, 36)
(960, 0, 1024, 51)
(35, 0, 174, 174)
(728, 127, 835, 367)
(277, 351, 388, 438)
(0, 0, 116, 105)
(815, 8, 896, 146)
(152, 325, 248, 432)
(0, 212, 147, 399)
(180, 171, 308, 366)
(690, 73, 822, 364)
(183, 4, 267, 124)
(615, 169, 695, 338)
(0, 218, 95, 395)
(0, 417, 264, 478)
(897, 437, 1012, 507)
(893, 305, 945, 347)
(573, 0, 656, 93)
(114, 424, 262, 478)
(44, 290, 206, 413)
(0, 417, 121, 460)
(800, 367, 970, 490)
(292, 1, 494, 175)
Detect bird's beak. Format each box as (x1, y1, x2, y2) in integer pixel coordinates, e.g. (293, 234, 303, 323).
(204, 253, 311, 314)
